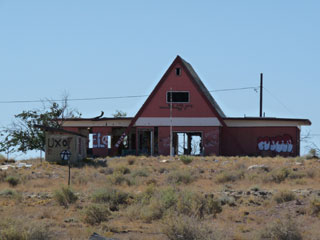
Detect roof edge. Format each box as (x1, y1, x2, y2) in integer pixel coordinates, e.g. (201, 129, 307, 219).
(223, 117, 311, 126)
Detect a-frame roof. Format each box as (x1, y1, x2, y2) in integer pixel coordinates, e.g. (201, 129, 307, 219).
(180, 57, 226, 118)
(128, 55, 226, 128)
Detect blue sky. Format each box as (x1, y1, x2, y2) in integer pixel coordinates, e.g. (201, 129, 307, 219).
(0, 1, 319, 158)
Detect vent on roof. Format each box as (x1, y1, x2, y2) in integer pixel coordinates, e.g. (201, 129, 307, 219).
(175, 68, 181, 76)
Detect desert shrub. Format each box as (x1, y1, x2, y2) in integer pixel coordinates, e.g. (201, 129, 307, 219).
(114, 166, 131, 175)
(54, 186, 78, 207)
(288, 171, 306, 179)
(180, 155, 193, 165)
(0, 189, 22, 201)
(108, 172, 133, 186)
(135, 185, 155, 205)
(273, 190, 296, 204)
(140, 199, 163, 222)
(126, 156, 136, 165)
(0, 189, 16, 197)
(264, 168, 291, 183)
(0, 219, 52, 240)
(126, 204, 142, 221)
(167, 169, 196, 184)
(99, 168, 113, 175)
(83, 204, 111, 225)
(309, 197, 320, 217)
(259, 217, 302, 240)
(0, 226, 27, 240)
(91, 188, 129, 210)
(158, 187, 178, 209)
(146, 178, 157, 185)
(27, 224, 53, 240)
(5, 175, 20, 187)
(162, 215, 215, 240)
(176, 191, 199, 216)
(306, 169, 316, 178)
(134, 187, 178, 222)
(205, 196, 222, 217)
(131, 168, 149, 178)
(132, 188, 222, 223)
(306, 148, 319, 159)
(175, 191, 221, 218)
(215, 170, 244, 183)
(74, 175, 89, 185)
(159, 167, 168, 174)
(127, 186, 163, 222)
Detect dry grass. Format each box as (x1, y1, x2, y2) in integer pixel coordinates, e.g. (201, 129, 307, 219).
(0, 156, 319, 239)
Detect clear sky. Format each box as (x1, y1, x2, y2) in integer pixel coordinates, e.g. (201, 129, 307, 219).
(0, 0, 319, 158)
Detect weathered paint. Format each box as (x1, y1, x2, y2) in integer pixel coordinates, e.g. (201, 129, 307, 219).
(45, 132, 87, 164)
(90, 127, 112, 157)
(157, 126, 220, 156)
(221, 127, 299, 156)
(138, 63, 221, 119)
(60, 56, 310, 157)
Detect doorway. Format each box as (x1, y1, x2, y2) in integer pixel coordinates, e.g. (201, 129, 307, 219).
(138, 129, 154, 155)
(173, 132, 203, 156)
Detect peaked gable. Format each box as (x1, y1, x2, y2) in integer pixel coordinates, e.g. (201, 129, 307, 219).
(130, 55, 226, 127)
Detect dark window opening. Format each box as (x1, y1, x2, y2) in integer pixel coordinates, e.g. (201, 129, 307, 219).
(167, 91, 189, 103)
(175, 68, 181, 76)
(173, 132, 203, 156)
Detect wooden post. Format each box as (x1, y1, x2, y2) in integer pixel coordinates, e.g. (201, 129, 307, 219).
(260, 73, 263, 117)
(68, 159, 71, 186)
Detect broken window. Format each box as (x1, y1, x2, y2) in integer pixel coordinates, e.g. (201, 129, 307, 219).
(167, 91, 189, 103)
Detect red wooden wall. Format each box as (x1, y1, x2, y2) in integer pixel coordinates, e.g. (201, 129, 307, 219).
(139, 63, 219, 119)
(221, 127, 300, 156)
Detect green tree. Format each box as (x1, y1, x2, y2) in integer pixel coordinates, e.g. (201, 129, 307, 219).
(0, 98, 81, 153)
(112, 110, 127, 118)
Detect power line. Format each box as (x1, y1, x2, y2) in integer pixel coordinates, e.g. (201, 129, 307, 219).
(0, 95, 149, 104)
(209, 86, 258, 92)
(0, 86, 257, 104)
(263, 87, 296, 116)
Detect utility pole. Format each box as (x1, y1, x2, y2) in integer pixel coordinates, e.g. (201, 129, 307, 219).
(260, 73, 263, 118)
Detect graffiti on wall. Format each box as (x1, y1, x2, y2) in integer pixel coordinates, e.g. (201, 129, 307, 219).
(91, 133, 110, 148)
(204, 131, 219, 149)
(115, 132, 126, 148)
(159, 103, 193, 111)
(48, 137, 72, 149)
(257, 134, 293, 153)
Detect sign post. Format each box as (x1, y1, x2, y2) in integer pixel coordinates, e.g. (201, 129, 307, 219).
(60, 150, 72, 186)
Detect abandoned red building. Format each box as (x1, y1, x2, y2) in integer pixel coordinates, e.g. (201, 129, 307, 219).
(62, 56, 311, 157)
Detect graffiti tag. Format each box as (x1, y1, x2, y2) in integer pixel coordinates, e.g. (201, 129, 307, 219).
(115, 132, 126, 148)
(48, 137, 72, 149)
(159, 104, 193, 111)
(257, 134, 293, 153)
(92, 133, 109, 148)
(204, 131, 218, 148)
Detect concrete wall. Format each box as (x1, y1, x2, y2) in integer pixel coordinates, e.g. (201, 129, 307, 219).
(45, 132, 87, 163)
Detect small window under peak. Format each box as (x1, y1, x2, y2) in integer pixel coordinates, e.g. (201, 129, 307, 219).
(167, 91, 189, 103)
(175, 67, 181, 76)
